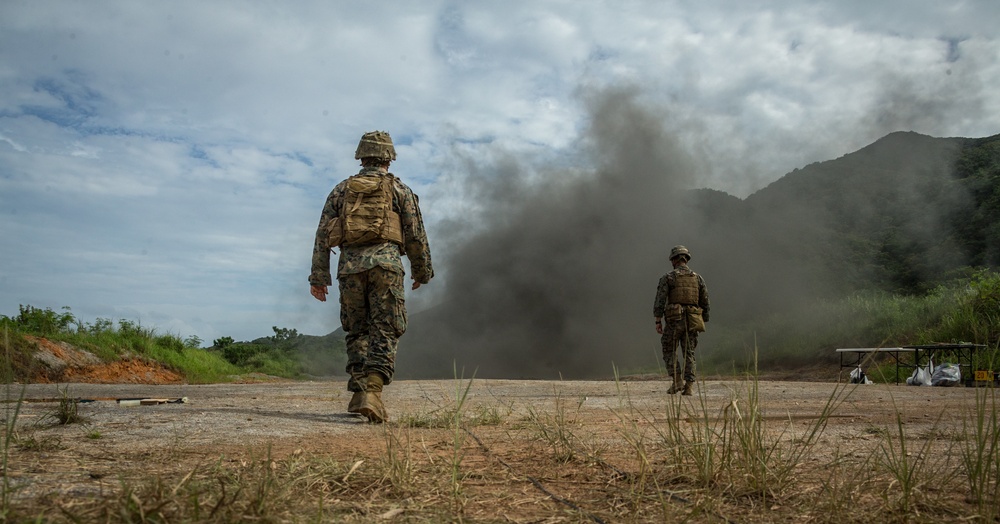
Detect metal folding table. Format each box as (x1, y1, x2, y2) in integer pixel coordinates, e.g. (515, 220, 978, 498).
(836, 347, 915, 384)
(902, 343, 989, 387)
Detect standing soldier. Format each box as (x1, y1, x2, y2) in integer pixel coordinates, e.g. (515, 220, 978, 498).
(309, 131, 433, 423)
(653, 245, 710, 395)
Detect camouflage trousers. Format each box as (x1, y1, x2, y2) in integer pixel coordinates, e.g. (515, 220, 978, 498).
(661, 321, 698, 383)
(338, 266, 407, 392)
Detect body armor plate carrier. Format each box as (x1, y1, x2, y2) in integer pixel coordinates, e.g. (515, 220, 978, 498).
(668, 271, 700, 306)
(326, 173, 404, 247)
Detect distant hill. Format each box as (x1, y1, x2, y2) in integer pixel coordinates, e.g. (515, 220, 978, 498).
(678, 131, 1000, 326)
(742, 131, 999, 295)
(246, 327, 347, 378)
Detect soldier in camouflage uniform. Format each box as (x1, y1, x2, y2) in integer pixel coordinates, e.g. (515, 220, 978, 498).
(309, 131, 433, 423)
(653, 245, 710, 395)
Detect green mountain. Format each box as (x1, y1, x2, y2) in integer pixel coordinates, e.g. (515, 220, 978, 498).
(743, 131, 1000, 294)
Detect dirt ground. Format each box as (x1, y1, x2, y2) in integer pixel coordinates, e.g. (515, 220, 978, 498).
(4, 375, 995, 522)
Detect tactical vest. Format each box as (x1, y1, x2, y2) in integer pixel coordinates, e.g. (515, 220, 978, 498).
(326, 173, 404, 248)
(668, 271, 700, 306)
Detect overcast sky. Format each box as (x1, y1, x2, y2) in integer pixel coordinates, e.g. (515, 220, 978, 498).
(1, 1, 998, 345)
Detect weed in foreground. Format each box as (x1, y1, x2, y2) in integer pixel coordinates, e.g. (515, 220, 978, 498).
(712, 352, 852, 500)
(381, 424, 415, 493)
(805, 448, 878, 521)
(611, 365, 685, 521)
(877, 400, 957, 515)
(961, 385, 1000, 521)
(448, 364, 475, 515)
(50, 387, 88, 425)
(526, 392, 583, 464)
(2, 326, 27, 521)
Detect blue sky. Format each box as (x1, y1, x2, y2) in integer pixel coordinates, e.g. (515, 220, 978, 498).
(1, 1, 998, 344)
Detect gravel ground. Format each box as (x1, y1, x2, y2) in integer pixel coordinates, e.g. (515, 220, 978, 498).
(5, 377, 981, 454)
(3, 378, 991, 519)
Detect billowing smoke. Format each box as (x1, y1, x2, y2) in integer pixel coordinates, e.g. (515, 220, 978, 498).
(398, 87, 724, 379)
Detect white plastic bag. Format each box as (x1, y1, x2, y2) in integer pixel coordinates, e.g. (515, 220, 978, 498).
(850, 365, 873, 384)
(906, 358, 933, 386)
(931, 363, 961, 387)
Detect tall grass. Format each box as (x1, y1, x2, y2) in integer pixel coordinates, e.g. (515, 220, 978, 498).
(0, 390, 24, 522)
(448, 365, 475, 513)
(878, 407, 941, 513)
(934, 270, 1000, 347)
(2, 326, 26, 521)
(650, 351, 850, 503)
(707, 289, 956, 370)
(961, 385, 1000, 520)
(703, 272, 1000, 375)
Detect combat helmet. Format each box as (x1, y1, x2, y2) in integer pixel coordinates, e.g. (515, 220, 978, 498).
(669, 245, 691, 262)
(355, 131, 397, 162)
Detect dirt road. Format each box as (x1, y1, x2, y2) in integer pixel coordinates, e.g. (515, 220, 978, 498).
(3, 378, 994, 522)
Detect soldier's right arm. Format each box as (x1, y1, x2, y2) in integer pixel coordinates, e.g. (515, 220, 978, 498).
(653, 274, 670, 318)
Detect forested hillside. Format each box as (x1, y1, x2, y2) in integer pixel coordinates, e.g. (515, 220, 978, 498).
(742, 131, 1000, 295)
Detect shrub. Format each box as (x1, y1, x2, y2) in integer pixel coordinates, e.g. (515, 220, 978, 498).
(3, 305, 77, 336)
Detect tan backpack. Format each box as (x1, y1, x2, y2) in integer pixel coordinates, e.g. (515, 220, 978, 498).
(326, 173, 403, 248)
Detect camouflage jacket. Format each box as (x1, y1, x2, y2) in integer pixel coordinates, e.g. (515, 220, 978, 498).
(309, 167, 434, 286)
(653, 263, 710, 320)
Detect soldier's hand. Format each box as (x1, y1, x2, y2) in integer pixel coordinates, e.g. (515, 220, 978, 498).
(412, 281, 422, 290)
(655, 318, 663, 335)
(310, 285, 328, 302)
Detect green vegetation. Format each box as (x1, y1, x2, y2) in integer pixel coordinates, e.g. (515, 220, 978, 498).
(0, 306, 224, 383)
(741, 132, 1000, 298)
(209, 325, 347, 378)
(704, 270, 1000, 377)
(0, 304, 348, 384)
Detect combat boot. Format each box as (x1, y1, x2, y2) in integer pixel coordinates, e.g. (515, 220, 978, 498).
(358, 373, 388, 423)
(681, 381, 694, 396)
(666, 372, 682, 394)
(347, 370, 367, 414)
(347, 391, 365, 414)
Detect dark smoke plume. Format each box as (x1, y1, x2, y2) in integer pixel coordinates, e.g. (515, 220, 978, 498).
(398, 87, 721, 379)
(394, 67, 990, 379)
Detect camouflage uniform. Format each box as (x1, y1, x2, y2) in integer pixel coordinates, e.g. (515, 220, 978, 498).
(309, 166, 433, 391)
(653, 261, 710, 386)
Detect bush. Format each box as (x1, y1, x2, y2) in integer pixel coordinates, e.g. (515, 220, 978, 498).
(3, 305, 77, 336)
(222, 342, 269, 367)
(931, 270, 1000, 346)
(970, 271, 1000, 334)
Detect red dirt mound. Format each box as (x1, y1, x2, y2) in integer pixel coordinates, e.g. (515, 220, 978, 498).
(57, 358, 184, 384)
(24, 335, 185, 384)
